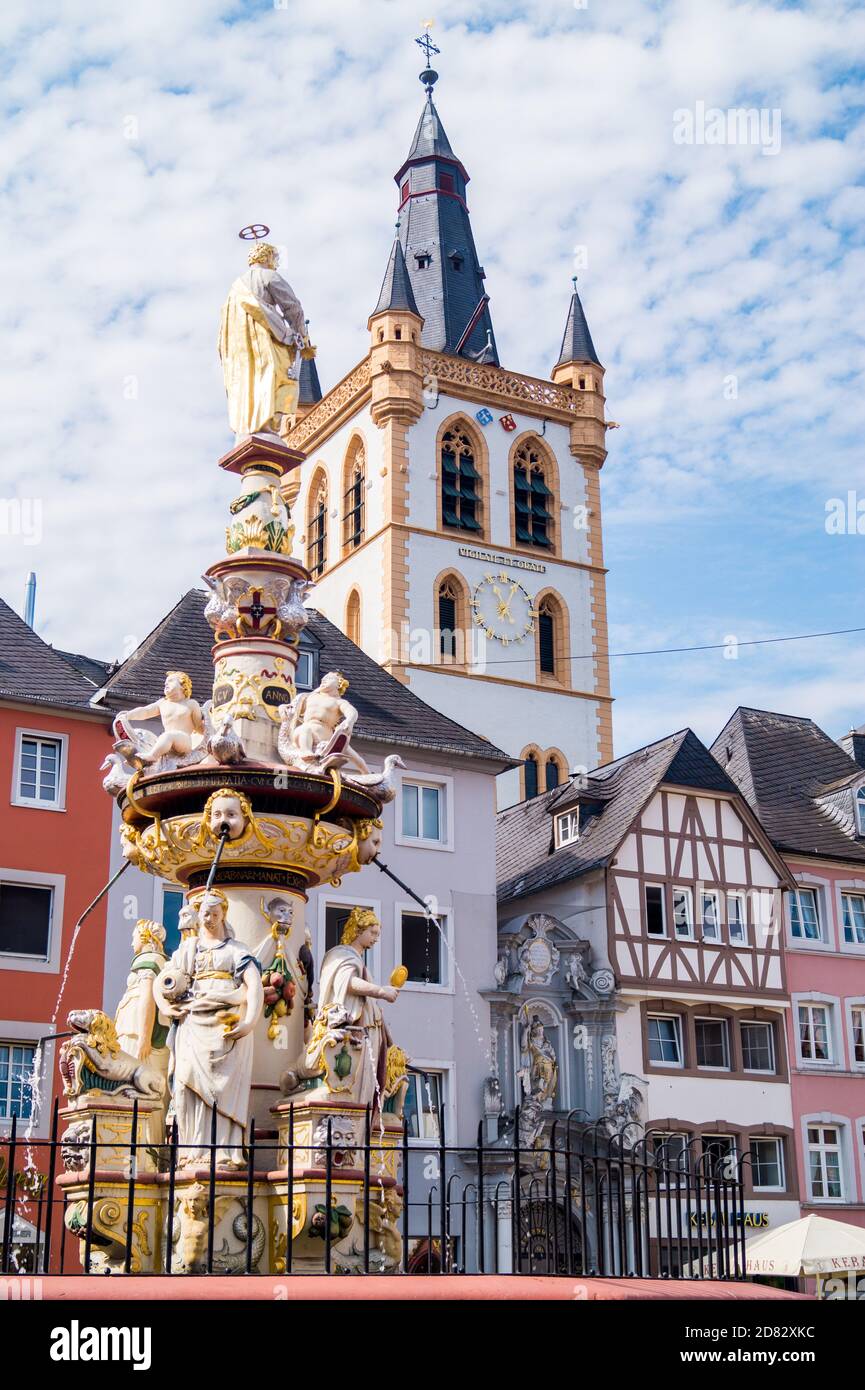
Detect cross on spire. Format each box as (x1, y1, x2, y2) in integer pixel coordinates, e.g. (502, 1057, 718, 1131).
(415, 23, 440, 93)
(415, 23, 440, 67)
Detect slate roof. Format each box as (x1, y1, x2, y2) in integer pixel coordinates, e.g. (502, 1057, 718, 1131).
(392, 93, 498, 363)
(0, 597, 103, 710)
(556, 286, 602, 369)
(372, 237, 421, 318)
(298, 354, 322, 405)
(711, 706, 865, 864)
(97, 589, 511, 768)
(498, 728, 741, 903)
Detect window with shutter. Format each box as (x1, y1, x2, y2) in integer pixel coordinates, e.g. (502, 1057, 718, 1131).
(538, 605, 555, 674)
(441, 428, 482, 533)
(524, 753, 538, 800)
(513, 443, 554, 549)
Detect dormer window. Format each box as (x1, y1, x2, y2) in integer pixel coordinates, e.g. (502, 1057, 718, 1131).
(439, 172, 455, 193)
(449, 251, 464, 272)
(555, 809, 579, 848)
(856, 787, 865, 835)
(415, 252, 432, 270)
(401, 180, 410, 204)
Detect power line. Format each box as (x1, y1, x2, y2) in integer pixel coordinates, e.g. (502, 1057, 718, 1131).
(477, 624, 865, 666)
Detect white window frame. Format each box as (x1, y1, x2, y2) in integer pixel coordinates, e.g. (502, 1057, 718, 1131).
(11, 729, 68, 812)
(647, 1013, 683, 1067)
(395, 772, 454, 852)
(727, 890, 748, 946)
(644, 883, 667, 939)
(846, 1000, 865, 1070)
(789, 889, 823, 945)
(740, 1019, 776, 1075)
(701, 1134, 738, 1181)
(856, 786, 865, 837)
(795, 997, 836, 1067)
(314, 893, 382, 981)
(0, 868, 65, 974)
(840, 890, 865, 950)
(788, 881, 829, 949)
(672, 886, 694, 941)
(403, 1060, 454, 1146)
(700, 888, 721, 942)
(803, 1117, 850, 1204)
(0, 1021, 54, 1138)
(694, 1015, 731, 1071)
(751, 1136, 786, 1193)
(394, 901, 453, 994)
(555, 809, 580, 848)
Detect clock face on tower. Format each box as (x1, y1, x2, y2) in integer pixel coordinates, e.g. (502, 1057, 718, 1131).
(471, 572, 535, 646)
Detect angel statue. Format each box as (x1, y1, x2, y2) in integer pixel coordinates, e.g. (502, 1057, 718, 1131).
(218, 239, 316, 440)
(113, 671, 206, 767)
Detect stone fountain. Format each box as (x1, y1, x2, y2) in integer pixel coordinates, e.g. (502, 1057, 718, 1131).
(56, 235, 407, 1275)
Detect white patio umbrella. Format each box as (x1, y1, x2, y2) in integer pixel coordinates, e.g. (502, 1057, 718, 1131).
(684, 1213, 865, 1279)
(744, 1214, 865, 1277)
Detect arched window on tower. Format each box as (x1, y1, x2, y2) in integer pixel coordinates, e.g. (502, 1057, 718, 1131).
(545, 756, 561, 791)
(513, 441, 554, 550)
(538, 600, 556, 675)
(438, 578, 457, 658)
(307, 474, 328, 579)
(441, 427, 482, 534)
(524, 752, 539, 801)
(346, 589, 361, 647)
(342, 442, 365, 553)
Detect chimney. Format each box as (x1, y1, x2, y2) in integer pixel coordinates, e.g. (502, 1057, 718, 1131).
(23, 571, 36, 628)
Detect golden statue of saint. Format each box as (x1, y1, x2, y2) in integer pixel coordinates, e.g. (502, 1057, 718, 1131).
(218, 241, 315, 439)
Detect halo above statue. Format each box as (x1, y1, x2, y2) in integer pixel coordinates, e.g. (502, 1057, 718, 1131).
(238, 224, 271, 241)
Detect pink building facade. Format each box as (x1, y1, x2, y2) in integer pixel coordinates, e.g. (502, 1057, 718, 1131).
(714, 708, 865, 1231)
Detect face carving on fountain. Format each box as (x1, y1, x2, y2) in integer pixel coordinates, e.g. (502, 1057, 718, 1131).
(210, 793, 246, 840)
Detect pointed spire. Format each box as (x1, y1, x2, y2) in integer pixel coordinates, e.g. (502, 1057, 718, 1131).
(371, 232, 421, 318)
(298, 354, 322, 405)
(556, 278, 602, 368)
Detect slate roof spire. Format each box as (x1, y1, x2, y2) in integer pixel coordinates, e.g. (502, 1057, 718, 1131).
(371, 229, 421, 318)
(390, 51, 498, 363)
(556, 276, 602, 368)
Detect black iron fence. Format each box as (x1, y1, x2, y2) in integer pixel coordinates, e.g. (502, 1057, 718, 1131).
(0, 1102, 749, 1279)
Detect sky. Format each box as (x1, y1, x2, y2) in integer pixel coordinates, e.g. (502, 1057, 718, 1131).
(1, 0, 864, 759)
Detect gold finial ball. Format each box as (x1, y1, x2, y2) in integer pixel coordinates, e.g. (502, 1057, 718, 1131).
(390, 965, 408, 989)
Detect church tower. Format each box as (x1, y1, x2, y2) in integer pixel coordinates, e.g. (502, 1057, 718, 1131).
(285, 52, 613, 808)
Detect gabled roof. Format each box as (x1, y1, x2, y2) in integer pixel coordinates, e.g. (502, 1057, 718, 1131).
(556, 285, 602, 369)
(371, 237, 421, 318)
(0, 597, 103, 710)
(97, 589, 511, 769)
(711, 706, 865, 864)
(498, 728, 741, 903)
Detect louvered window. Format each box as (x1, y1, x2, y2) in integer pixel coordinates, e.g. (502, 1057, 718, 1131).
(514, 443, 553, 548)
(307, 483, 327, 578)
(545, 758, 560, 791)
(524, 754, 538, 800)
(538, 604, 555, 674)
(438, 581, 457, 657)
(441, 430, 482, 533)
(343, 453, 365, 551)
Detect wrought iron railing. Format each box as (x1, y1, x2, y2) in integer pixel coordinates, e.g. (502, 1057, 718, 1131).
(0, 1102, 748, 1279)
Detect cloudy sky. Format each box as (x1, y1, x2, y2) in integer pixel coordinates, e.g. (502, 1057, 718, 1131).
(2, 0, 864, 757)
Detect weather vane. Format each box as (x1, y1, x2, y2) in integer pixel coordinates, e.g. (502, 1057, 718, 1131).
(415, 21, 440, 93)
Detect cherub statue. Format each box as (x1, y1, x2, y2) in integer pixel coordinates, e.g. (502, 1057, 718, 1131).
(153, 889, 264, 1168)
(218, 239, 316, 439)
(114, 671, 205, 766)
(278, 671, 371, 776)
(300, 907, 400, 1108)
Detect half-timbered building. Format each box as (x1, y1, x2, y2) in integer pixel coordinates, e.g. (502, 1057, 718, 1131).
(495, 728, 801, 1267)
